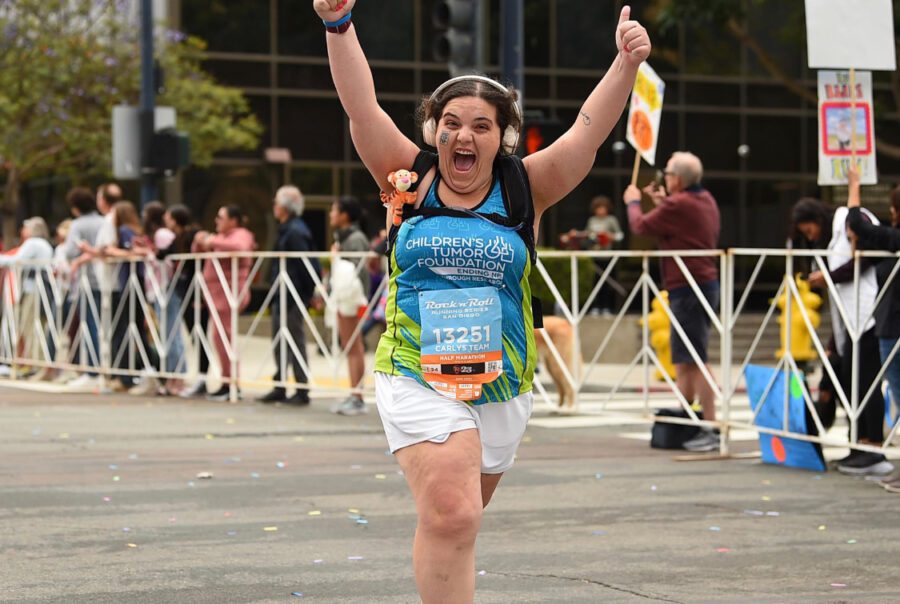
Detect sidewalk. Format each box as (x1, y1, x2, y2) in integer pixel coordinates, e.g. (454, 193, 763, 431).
(1, 385, 899, 603)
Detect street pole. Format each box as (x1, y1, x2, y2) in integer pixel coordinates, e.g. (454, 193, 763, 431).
(140, 0, 158, 207)
(500, 0, 524, 104)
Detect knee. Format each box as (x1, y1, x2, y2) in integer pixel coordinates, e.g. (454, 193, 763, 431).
(418, 486, 483, 541)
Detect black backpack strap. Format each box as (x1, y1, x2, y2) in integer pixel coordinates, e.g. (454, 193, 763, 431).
(498, 155, 537, 264)
(498, 155, 542, 328)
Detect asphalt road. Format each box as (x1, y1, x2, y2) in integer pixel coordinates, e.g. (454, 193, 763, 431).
(1, 386, 898, 603)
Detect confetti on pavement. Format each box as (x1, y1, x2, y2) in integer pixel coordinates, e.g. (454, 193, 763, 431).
(196, 472, 213, 479)
(348, 556, 364, 561)
(716, 548, 730, 553)
(264, 526, 278, 532)
(374, 474, 386, 480)
(308, 511, 321, 516)
(709, 526, 721, 532)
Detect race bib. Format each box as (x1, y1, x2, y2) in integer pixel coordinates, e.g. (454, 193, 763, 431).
(419, 287, 503, 401)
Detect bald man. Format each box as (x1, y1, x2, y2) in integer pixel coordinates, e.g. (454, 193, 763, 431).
(624, 151, 721, 452)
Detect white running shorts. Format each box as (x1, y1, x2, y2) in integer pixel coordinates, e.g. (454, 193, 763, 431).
(374, 372, 534, 474)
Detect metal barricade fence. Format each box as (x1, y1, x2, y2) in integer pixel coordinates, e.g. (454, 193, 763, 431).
(0, 248, 897, 457)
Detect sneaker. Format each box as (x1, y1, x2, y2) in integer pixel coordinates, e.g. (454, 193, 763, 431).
(256, 388, 287, 403)
(883, 477, 900, 493)
(833, 449, 862, 466)
(129, 377, 161, 396)
(179, 380, 207, 398)
(878, 468, 900, 487)
(284, 391, 310, 406)
(836, 452, 895, 476)
(0, 364, 12, 377)
(206, 386, 240, 401)
(67, 374, 101, 389)
(330, 395, 367, 416)
(683, 429, 720, 452)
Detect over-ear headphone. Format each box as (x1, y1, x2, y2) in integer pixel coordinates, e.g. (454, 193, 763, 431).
(422, 75, 522, 155)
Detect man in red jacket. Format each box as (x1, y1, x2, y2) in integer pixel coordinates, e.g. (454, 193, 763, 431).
(624, 151, 722, 452)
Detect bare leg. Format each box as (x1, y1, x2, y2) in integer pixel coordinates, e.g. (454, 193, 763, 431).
(338, 314, 365, 396)
(395, 430, 483, 604)
(481, 473, 503, 508)
(695, 363, 717, 423)
(675, 363, 696, 406)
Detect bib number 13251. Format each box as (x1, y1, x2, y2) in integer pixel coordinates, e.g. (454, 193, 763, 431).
(419, 287, 503, 401)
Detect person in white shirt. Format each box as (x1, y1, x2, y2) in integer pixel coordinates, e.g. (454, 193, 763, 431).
(0, 218, 54, 364)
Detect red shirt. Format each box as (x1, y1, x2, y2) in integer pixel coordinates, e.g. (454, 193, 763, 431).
(626, 187, 720, 291)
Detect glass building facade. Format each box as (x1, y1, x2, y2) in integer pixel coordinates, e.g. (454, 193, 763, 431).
(172, 0, 900, 252)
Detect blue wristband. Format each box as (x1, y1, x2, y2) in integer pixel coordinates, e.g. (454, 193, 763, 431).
(323, 12, 352, 28)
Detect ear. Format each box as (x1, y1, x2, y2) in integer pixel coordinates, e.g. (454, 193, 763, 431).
(410, 172, 418, 183)
(387, 171, 396, 185)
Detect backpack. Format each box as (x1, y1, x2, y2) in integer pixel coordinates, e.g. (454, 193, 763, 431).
(387, 150, 543, 327)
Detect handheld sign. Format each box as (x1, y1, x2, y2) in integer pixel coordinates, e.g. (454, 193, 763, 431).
(817, 70, 877, 185)
(805, 0, 896, 71)
(626, 62, 666, 185)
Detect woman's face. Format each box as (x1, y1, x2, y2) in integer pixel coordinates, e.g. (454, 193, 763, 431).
(329, 203, 345, 228)
(797, 221, 822, 243)
(436, 96, 502, 195)
(163, 212, 178, 232)
(215, 207, 236, 234)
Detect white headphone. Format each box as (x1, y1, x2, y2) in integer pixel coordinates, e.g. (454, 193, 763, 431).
(422, 75, 522, 155)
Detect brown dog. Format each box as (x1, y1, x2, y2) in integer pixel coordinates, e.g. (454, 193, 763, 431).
(534, 316, 581, 409)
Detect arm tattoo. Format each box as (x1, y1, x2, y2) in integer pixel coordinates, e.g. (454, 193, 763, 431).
(580, 111, 592, 126)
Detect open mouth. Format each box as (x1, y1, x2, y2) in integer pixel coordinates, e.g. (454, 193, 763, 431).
(453, 150, 476, 173)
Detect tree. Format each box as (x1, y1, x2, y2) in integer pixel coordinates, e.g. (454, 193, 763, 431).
(0, 0, 262, 246)
(653, 0, 900, 159)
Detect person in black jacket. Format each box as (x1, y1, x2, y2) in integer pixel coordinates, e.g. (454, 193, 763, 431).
(845, 166, 900, 491)
(258, 185, 320, 405)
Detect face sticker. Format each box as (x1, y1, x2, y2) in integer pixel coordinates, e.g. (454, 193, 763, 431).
(439, 131, 450, 145)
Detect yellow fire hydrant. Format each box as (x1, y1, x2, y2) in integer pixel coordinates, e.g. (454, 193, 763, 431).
(640, 291, 677, 381)
(774, 274, 822, 361)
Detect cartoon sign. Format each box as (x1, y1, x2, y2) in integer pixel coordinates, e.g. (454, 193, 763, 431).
(626, 62, 665, 166)
(817, 70, 877, 185)
(745, 365, 826, 472)
(805, 0, 896, 71)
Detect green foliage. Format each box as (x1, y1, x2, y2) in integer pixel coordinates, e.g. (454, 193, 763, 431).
(657, 0, 744, 32)
(0, 0, 261, 191)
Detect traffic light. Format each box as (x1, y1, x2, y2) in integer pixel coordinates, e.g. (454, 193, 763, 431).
(148, 128, 190, 175)
(432, 0, 480, 76)
(520, 120, 566, 156)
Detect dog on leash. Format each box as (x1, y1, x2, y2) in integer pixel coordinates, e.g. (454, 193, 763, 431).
(534, 316, 581, 409)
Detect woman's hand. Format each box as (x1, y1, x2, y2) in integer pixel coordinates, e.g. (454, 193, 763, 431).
(616, 6, 651, 67)
(313, 0, 355, 20)
(807, 270, 826, 289)
(847, 164, 861, 208)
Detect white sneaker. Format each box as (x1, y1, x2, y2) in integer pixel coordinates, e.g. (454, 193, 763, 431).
(129, 377, 161, 396)
(330, 395, 368, 416)
(67, 374, 100, 389)
(0, 365, 11, 377)
(179, 380, 207, 398)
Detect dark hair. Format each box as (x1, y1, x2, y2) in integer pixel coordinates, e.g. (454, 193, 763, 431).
(590, 196, 612, 213)
(167, 204, 193, 229)
(790, 197, 833, 246)
(334, 195, 362, 224)
(66, 187, 97, 215)
(222, 204, 245, 224)
(166, 204, 196, 253)
(142, 201, 166, 237)
(417, 77, 521, 154)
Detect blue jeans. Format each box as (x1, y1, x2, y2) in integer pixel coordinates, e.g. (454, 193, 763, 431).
(879, 337, 900, 426)
(155, 294, 185, 374)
